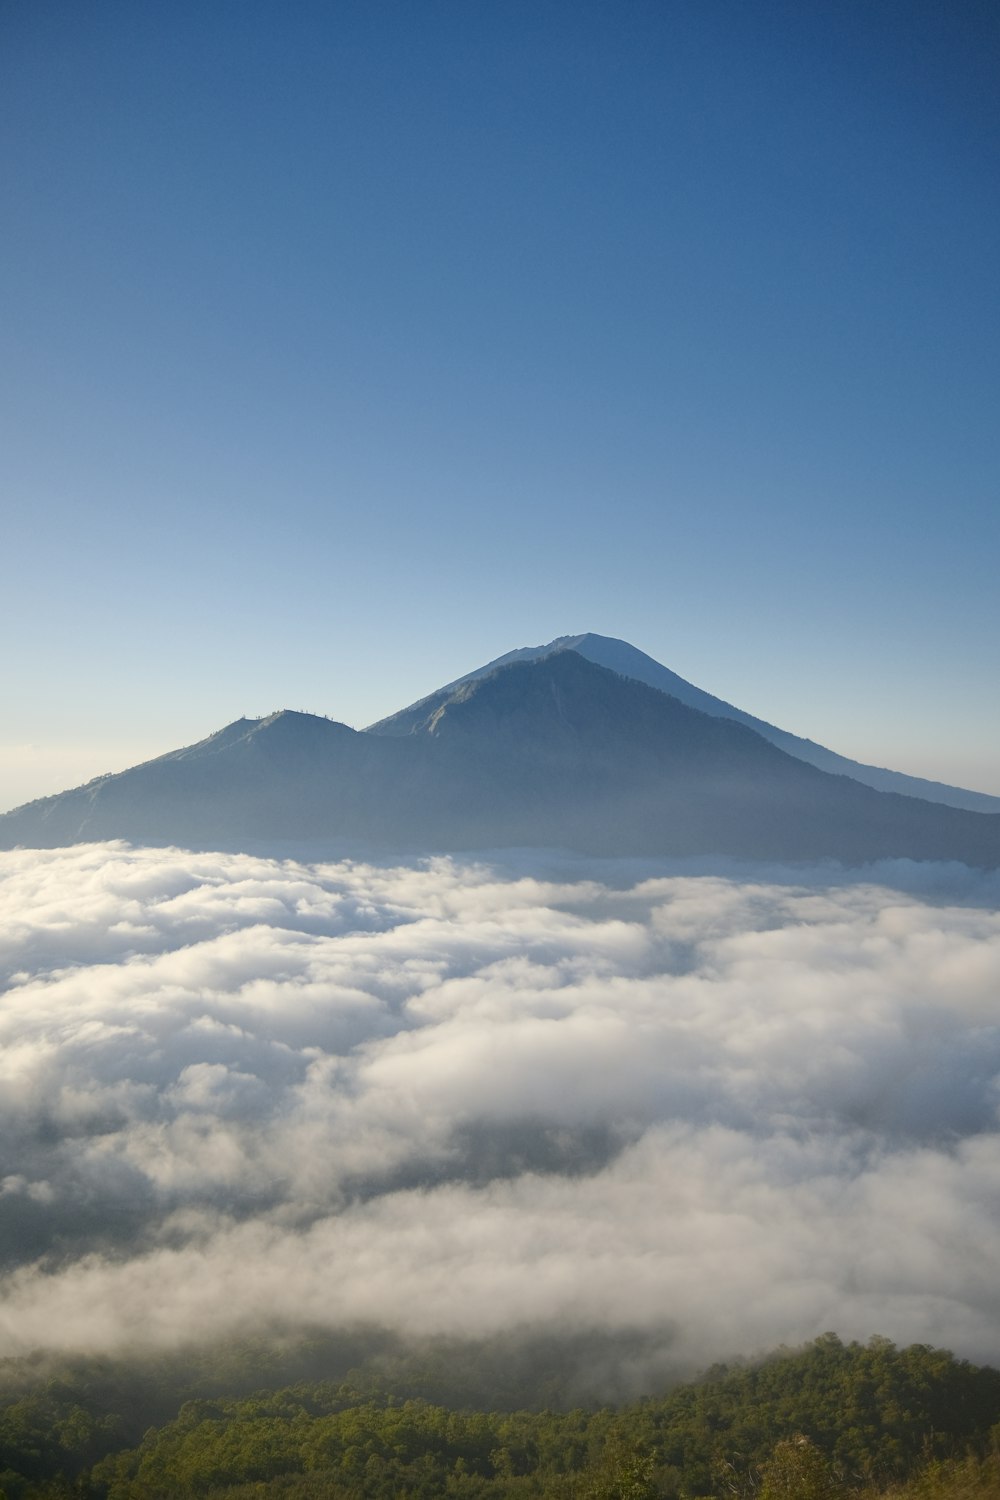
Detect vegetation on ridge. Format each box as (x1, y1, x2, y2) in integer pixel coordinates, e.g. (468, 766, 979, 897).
(2, 1334, 1000, 1498)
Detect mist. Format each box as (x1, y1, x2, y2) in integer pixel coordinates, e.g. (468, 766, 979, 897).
(1, 842, 999, 1384)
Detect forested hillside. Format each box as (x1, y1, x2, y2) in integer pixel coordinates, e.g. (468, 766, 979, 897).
(2, 1335, 1000, 1498)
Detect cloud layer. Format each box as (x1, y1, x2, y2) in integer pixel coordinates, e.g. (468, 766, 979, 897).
(1, 842, 1000, 1376)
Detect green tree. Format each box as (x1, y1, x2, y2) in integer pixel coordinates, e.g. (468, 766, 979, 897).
(759, 1436, 843, 1500)
(584, 1439, 659, 1499)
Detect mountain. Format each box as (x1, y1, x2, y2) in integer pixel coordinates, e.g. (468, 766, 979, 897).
(2, 650, 998, 866)
(369, 632, 1000, 814)
(0, 711, 432, 851)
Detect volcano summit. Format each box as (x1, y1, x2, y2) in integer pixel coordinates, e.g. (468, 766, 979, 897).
(3, 636, 998, 865)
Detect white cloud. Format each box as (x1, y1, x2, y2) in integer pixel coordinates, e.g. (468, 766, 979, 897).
(1, 842, 999, 1372)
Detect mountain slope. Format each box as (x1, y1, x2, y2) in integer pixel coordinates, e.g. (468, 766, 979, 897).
(3, 653, 998, 866)
(373, 650, 1000, 863)
(0, 712, 430, 850)
(368, 632, 1000, 814)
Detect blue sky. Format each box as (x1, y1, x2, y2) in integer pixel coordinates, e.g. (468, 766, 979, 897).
(2, 0, 998, 810)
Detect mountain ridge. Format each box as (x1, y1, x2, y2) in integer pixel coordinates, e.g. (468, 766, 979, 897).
(2, 649, 997, 867)
(368, 632, 999, 814)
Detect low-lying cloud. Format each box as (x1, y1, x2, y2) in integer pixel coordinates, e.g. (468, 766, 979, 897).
(1, 842, 1000, 1378)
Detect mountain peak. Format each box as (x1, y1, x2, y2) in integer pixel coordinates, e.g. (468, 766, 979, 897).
(2, 633, 998, 859)
(4, 643, 997, 864)
(365, 635, 1000, 815)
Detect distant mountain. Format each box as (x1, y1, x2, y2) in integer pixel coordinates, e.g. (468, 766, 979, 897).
(0, 711, 431, 851)
(369, 632, 1000, 815)
(3, 651, 998, 866)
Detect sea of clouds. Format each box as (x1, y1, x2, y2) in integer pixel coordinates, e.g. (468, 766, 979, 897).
(1, 842, 999, 1378)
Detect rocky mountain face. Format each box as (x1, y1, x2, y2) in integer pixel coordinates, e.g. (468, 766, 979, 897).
(2, 649, 998, 865)
(370, 633, 1000, 814)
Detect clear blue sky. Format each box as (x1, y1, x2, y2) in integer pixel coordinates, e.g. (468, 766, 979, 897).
(2, 0, 998, 810)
